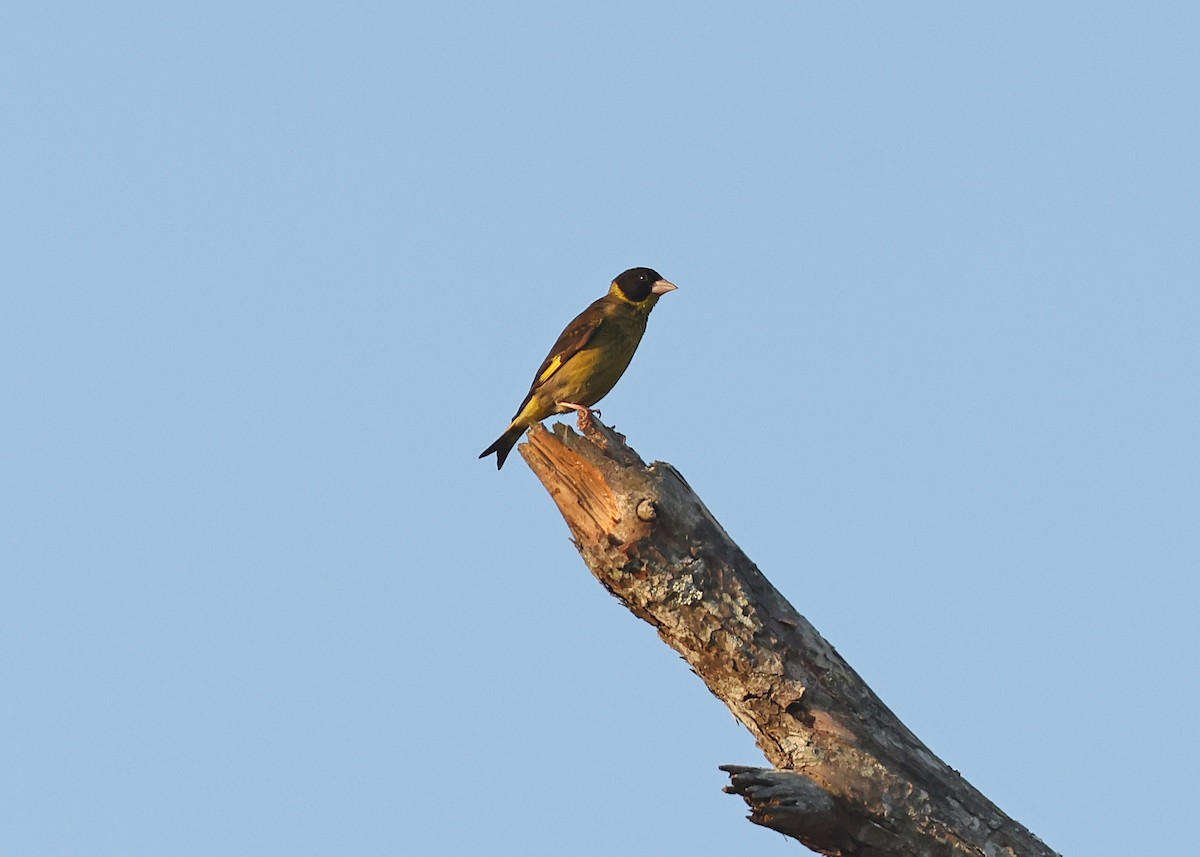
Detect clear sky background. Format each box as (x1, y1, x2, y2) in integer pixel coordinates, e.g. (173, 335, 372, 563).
(3, 4, 1196, 855)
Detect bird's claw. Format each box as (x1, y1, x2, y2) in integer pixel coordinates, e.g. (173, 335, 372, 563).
(557, 401, 597, 431)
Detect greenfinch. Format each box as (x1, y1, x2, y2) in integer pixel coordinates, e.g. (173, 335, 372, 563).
(480, 267, 678, 469)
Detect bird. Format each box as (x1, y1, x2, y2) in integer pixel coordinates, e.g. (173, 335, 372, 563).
(479, 266, 678, 469)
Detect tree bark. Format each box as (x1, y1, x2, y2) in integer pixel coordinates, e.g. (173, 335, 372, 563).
(517, 420, 1059, 857)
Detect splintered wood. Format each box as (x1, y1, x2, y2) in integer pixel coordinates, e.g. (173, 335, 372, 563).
(516, 421, 1059, 857)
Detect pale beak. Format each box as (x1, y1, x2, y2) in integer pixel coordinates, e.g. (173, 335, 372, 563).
(651, 279, 678, 295)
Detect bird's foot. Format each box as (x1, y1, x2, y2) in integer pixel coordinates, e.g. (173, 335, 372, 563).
(557, 401, 598, 431)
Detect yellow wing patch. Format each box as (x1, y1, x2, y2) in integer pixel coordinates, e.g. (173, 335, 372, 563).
(537, 355, 563, 384)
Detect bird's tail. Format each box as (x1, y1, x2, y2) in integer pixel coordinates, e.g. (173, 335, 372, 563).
(479, 424, 526, 470)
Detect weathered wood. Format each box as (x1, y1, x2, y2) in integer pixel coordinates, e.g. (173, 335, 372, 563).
(518, 420, 1058, 857)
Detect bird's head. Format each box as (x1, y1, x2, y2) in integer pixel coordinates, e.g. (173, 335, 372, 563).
(611, 267, 678, 305)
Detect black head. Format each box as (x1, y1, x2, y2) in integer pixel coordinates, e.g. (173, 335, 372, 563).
(613, 267, 667, 302)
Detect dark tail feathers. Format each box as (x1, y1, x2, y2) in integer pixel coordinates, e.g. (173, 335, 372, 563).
(479, 425, 525, 470)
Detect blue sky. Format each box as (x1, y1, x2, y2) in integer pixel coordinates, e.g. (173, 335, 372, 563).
(3, 4, 1197, 855)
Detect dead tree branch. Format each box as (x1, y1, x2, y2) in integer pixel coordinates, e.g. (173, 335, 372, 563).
(517, 420, 1058, 857)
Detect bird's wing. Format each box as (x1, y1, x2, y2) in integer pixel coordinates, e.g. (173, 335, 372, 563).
(511, 300, 606, 418)
(530, 300, 607, 388)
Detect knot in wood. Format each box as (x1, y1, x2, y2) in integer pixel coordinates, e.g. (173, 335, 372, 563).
(636, 499, 657, 521)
